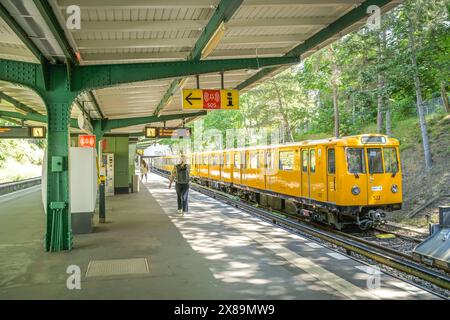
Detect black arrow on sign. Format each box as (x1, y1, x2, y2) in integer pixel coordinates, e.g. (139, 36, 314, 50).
(185, 92, 201, 105)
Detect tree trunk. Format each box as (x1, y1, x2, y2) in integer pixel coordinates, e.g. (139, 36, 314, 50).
(271, 80, 294, 142)
(385, 105, 392, 136)
(377, 29, 386, 134)
(352, 94, 355, 125)
(328, 47, 340, 137)
(441, 81, 450, 113)
(332, 84, 339, 137)
(407, 15, 433, 170)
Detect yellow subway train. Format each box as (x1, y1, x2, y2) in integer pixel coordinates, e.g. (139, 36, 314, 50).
(153, 134, 402, 230)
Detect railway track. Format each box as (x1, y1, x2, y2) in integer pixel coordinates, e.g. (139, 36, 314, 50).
(153, 169, 450, 294)
(0, 177, 41, 196)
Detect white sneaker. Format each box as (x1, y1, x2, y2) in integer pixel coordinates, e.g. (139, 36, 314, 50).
(177, 209, 182, 214)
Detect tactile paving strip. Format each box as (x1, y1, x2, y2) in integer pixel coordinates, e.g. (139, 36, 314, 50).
(85, 258, 149, 277)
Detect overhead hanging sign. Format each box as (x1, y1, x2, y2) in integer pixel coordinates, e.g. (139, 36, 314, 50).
(78, 134, 96, 148)
(0, 126, 46, 139)
(182, 89, 239, 110)
(145, 127, 191, 139)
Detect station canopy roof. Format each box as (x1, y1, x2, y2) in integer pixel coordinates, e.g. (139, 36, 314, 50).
(0, 0, 400, 135)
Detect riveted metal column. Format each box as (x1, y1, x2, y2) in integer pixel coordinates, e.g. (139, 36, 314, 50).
(42, 66, 77, 252)
(45, 100, 72, 251)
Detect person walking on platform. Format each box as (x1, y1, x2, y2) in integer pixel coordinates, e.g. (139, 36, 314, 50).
(169, 154, 190, 215)
(140, 159, 149, 183)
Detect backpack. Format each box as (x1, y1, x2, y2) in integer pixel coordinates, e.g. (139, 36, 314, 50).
(176, 164, 190, 184)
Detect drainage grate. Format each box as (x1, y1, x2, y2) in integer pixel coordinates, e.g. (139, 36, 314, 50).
(85, 258, 149, 277)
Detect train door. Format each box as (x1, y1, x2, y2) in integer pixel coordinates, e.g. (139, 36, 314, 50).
(264, 149, 274, 190)
(327, 147, 337, 203)
(309, 148, 317, 199)
(232, 151, 241, 185)
(301, 149, 309, 198)
(366, 147, 385, 205)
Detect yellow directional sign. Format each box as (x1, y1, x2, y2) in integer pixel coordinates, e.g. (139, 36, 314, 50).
(182, 89, 239, 110)
(182, 89, 203, 109)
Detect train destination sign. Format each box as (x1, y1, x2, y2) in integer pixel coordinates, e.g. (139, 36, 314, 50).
(182, 89, 239, 110)
(145, 127, 191, 139)
(0, 126, 46, 139)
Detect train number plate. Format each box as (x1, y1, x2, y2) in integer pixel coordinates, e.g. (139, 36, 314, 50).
(371, 186, 382, 191)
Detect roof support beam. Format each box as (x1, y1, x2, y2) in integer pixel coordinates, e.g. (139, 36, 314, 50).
(0, 3, 46, 64)
(154, 0, 243, 116)
(87, 91, 105, 119)
(72, 17, 333, 34)
(0, 110, 79, 128)
(57, 0, 362, 8)
(33, 0, 78, 64)
(96, 111, 207, 132)
(0, 91, 41, 115)
(236, 0, 393, 90)
(0, 55, 298, 94)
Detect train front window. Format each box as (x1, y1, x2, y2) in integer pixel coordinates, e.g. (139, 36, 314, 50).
(368, 148, 384, 174)
(346, 148, 366, 174)
(383, 148, 399, 173)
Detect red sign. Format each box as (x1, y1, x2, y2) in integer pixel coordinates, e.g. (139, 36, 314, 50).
(203, 89, 221, 109)
(78, 135, 96, 148)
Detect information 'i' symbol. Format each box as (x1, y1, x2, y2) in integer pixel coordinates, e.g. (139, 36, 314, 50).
(227, 92, 233, 106)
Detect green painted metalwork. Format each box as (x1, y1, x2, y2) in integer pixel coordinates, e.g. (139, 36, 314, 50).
(0, 56, 298, 94)
(75, 100, 92, 123)
(71, 56, 299, 92)
(154, 0, 243, 116)
(236, 0, 393, 90)
(33, 0, 78, 64)
(0, 91, 40, 114)
(0, 116, 21, 125)
(188, 0, 243, 61)
(153, 79, 183, 116)
(87, 91, 105, 119)
(0, 110, 79, 128)
(100, 111, 207, 132)
(0, 3, 47, 64)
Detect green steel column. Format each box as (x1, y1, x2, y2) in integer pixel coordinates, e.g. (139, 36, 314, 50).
(45, 100, 72, 251)
(42, 67, 77, 252)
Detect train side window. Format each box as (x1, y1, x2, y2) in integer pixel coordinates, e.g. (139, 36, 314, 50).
(234, 153, 240, 167)
(279, 151, 294, 171)
(383, 148, 398, 173)
(346, 148, 366, 174)
(204, 155, 208, 165)
(328, 148, 335, 174)
(368, 148, 384, 174)
(266, 151, 274, 169)
(310, 149, 316, 173)
(250, 152, 259, 169)
(302, 150, 308, 172)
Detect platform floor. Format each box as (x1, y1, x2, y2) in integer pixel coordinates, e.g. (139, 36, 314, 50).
(0, 173, 439, 299)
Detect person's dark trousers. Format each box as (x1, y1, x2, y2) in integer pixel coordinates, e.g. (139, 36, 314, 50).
(175, 183, 189, 212)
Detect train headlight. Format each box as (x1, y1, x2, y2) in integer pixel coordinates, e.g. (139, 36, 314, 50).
(391, 184, 398, 193)
(351, 186, 360, 196)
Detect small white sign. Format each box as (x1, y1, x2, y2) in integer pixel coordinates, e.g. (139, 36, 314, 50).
(371, 186, 382, 191)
